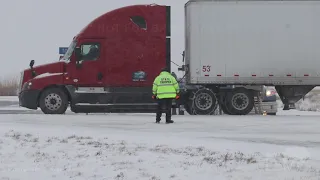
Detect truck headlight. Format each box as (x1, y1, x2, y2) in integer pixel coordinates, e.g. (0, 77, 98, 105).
(266, 90, 276, 97)
(266, 90, 271, 96)
(28, 82, 33, 88)
(22, 81, 32, 90)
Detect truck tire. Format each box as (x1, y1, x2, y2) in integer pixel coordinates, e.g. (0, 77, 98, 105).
(184, 101, 195, 115)
(219, 95, 232, 115)
(39, 87, 68, 114)
(178, 108, 185, 115)
(220, 103, 232, 115)
(225, 89, 254, 115)
(192, 88, 217, 115)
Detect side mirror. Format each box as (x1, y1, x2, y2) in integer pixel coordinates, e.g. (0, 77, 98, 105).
(182, 51, 185, 62)
(75, 47, 82, 61)
(29, 60, 35, 68)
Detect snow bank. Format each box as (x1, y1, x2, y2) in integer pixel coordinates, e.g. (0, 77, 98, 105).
(0, 125, 319, 180)
(296, 92, 320, 112)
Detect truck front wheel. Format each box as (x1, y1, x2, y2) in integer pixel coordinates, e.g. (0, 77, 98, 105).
(39, 87, 68, 114)
(225, 89, 254, 115)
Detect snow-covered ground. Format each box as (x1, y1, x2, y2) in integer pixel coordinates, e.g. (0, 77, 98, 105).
(1, 113, 320, 180)
(1, 96, 320, 179)
(0, 96, 18, 102)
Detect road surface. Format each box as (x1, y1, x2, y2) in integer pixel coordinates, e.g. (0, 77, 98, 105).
(1, 96, 320, 179)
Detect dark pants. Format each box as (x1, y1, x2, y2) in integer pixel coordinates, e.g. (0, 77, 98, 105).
(156, 98, 173, 121)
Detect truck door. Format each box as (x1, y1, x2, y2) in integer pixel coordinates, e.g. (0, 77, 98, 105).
(67, 39, 106, 87)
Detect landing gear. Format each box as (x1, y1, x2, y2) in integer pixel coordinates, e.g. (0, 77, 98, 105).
(39, 88, 68, 114)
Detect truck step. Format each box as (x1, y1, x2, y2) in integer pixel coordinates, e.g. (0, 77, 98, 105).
(71, 102, 178, 113)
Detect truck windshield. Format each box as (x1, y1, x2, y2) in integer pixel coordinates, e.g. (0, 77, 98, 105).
(61, 40, 76, 62)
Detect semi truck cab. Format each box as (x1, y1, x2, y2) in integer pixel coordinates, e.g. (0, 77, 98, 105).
(19, 4, 172, 114)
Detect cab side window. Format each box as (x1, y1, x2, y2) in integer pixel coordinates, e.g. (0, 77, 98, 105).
(80, 43, 100, 61)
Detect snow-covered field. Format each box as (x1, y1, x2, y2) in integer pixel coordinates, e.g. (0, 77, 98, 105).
(1, 96, 320, 179)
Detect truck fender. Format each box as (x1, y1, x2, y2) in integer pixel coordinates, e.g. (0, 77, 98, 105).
(37, 85, 72, 104)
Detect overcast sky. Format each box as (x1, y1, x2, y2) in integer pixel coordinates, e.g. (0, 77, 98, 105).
(0, 0, 186, 79)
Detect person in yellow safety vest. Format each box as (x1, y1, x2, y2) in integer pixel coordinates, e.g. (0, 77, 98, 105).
(152, 67, 180, 124)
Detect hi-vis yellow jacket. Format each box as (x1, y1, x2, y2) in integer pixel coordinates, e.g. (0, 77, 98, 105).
(152, 71, 180, 99)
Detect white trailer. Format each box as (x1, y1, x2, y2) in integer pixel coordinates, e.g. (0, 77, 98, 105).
(179, 0, 320, 115)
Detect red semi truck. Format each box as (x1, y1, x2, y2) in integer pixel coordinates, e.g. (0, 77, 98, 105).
(19, 4, 172, 114)
(18, 1, 320, 115)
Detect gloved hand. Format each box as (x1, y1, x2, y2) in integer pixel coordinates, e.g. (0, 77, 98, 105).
(152, 95, 156, 99)
(175, 94, 180, 99)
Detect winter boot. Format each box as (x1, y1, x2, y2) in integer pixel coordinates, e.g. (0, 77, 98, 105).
(156, 118, 161, 123)
(166, 120, 174, 124)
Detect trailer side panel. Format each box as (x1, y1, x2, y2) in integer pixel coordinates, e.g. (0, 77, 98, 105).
(185, 0, 320, 85)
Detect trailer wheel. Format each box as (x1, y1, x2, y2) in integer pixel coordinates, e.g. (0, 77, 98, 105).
(220, 103, 232, 115)
(184, 101, 195, 115)
(178, 108, 185, 115)
(39, 87, 68, 114)
(219, 95, 233, 115)
(225, 89, 254, 115)
(192, 88, 217, 115)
